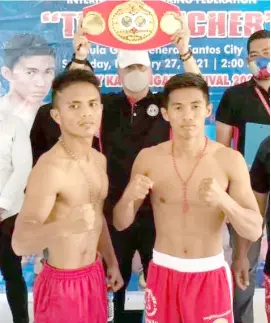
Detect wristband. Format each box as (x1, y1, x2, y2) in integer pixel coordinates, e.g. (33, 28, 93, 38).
(72, 54, 87, 65)
(180, 49, 193, 62)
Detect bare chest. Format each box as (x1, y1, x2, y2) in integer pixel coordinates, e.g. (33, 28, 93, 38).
(149, 156, 228, 207)
(58, 161, 108, 207)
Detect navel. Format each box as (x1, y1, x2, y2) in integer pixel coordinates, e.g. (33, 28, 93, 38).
(144, 172, 149, 177)
(183, 249, 188, 255)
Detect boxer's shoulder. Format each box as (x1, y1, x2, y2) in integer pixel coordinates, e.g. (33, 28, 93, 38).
(92, 149, 106, 169)
(141, 141, 170, 157)
(33, 145, 68, 177)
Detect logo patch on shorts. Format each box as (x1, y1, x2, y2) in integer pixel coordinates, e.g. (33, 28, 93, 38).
(145, 288, 157, 317)
(213, 319, 228, 323)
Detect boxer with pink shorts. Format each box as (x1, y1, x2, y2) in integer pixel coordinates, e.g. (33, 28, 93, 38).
(34, 259, 107, 323)
(145, 250, 233, 323)
(113, 74, 262, 323)
(12, 70, 124, 323)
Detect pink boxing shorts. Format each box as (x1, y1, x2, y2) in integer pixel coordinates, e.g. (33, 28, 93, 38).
(145, 250, 233, 323)
(265, 274, 270, 323)
(34, 258, 107, 323)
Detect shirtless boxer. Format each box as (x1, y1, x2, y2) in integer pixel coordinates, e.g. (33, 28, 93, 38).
(114, 73, 263, 323)
(12, 69, 123, 323)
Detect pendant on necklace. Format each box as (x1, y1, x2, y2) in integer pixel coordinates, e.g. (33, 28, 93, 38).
(183, 199, 189, 214)
(182, 184, 189, 214)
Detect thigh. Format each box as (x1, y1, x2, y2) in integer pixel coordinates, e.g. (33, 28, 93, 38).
(181, 265, 234, 323)
(145, 262, 181, 323)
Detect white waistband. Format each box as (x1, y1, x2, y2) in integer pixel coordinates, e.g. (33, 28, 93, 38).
(152, 250, 226, 273)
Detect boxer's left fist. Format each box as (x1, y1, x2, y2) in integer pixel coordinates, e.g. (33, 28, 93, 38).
(198, 178, 226, 208)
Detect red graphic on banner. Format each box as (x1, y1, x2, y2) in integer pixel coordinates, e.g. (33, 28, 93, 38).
(82, 0, 181, 50)
(40, 10, 270, 40)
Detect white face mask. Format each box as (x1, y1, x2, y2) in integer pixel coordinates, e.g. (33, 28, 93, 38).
(123, 70, 149, 92)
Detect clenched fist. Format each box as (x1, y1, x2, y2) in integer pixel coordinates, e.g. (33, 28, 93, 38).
(123, 174, 153, 203)
(65, 204, 95, 235)
(73, 17, 91, 60)
(198, 178, 226, 208)
(171, 14, 190, 55)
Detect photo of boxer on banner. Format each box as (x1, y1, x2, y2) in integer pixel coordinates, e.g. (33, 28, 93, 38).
(0, 33, 55, 132)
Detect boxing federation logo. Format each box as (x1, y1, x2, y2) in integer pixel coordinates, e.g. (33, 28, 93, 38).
(145, 288, 157, 317)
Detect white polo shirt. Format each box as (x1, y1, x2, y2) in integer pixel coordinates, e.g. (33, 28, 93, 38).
(0, 111, 32, 219)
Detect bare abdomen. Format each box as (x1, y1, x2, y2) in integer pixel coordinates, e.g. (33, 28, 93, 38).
(153, 204, 226, 259)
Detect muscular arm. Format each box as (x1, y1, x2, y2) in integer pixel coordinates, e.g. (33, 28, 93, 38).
(113, 149, 149, 231)
(234, 138, 270, 259)
(219, 150, 262, 242)
(12, 159, 65, 256)
(216, 121, 233, 147)
(216, 90, 235, 147)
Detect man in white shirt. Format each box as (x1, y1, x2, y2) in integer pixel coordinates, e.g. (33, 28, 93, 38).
(0, 111, 32, 323)
(0, 33, 55, 132)
(0, 32, 56, 278)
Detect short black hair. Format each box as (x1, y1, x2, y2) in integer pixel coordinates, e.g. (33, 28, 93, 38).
(163, 73, 209, 108)
(52, 69, 101, 109)
(247, 29, 270, 53)
(3, 33, 55, 69)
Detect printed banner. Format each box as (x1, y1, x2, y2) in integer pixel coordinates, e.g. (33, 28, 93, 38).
(0, 0, 269, 307)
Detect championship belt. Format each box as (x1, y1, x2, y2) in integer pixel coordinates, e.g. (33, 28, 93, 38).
(82, 0, 181, 50)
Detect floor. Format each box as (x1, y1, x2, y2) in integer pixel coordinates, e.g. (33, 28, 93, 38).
(0, 289, 268, 323)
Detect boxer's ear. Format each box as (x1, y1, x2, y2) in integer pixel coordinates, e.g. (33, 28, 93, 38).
(161, 107, 169, 122)
(206, 103, 212, 118)
(50, 108, 61, 125)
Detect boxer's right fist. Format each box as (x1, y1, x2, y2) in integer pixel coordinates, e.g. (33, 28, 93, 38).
(123, 174, 153, 202)
(68, 204, 95, 234)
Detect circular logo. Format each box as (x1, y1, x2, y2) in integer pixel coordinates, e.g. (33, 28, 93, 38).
(213, 319, 228, 323)
(108, 1, 158, 45)
(147, 104, 159, 117)
(144, 288, 157, 317)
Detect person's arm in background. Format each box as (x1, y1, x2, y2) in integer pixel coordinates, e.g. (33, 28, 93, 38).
(232, 137, 270, 290)
(0, 118, 32, 220)
(30, 104, 51, 166)
(171, 14, 201, 75)
(216, 89, 234, 147)
(250, 137, 269, 217)
(69, 19, 92, 71)
(215, 87, 250, 289)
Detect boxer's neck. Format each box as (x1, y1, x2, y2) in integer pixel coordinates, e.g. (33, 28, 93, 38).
(173, 135, 207, 158)
(59, 134, 94, 161)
